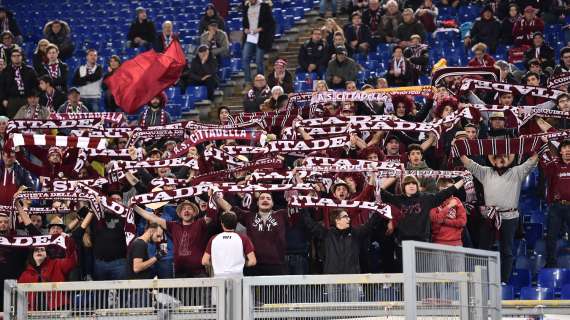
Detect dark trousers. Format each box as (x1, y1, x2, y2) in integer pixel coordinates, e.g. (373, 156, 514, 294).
(5, 97, 26, 118)
(499, 218, 518, 283)
(245, 263, 286, 276)
(546, 203, 570, 267)
(285, 254, 309, 275)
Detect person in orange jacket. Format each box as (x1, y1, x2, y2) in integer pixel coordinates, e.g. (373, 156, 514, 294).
(429, 177, 467, 246)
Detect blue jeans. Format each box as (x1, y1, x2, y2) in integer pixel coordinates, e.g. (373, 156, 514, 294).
(319, 0, 337, 15)
(241, 42, 265, 82)
(156, 258, 174, 278)
(499, 218, 518, 283)
(285, 254, 309, 275)
(94, 258, 127, 281)
(547, 203, 570, 267)
(81, 97, 101, 112)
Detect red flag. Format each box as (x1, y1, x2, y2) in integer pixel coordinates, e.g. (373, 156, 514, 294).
(104, 40, 186, 114)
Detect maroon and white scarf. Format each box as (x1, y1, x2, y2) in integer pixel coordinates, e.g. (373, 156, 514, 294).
(127, 127, 186, 147)
(13, 65, 24, 93)
(459, 78, 564, 100)
(203, 147, 248, 167)
(0, 234, 67, 248)
(50, 112, 127, 125)
(8, 133, 107, 150)
(45, 62, 60, 79)
(451, 137, 546, 158)
(548, 73, 570, 89)
(129, 184, 212, 206)
(220, 136, 350, 155)
(171, 129, 266, 158)
(7, 119, 102, 134)
(290, 195, 392, 219)
(431, 67, 499, 87)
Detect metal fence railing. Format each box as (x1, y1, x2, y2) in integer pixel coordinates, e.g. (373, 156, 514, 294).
(3, 277, 229, 320)
(402, 240, 502, 320)
(3, 241, 502, 320)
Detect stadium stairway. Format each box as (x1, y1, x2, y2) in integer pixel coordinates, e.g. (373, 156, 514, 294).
(221, 7, 336, 114)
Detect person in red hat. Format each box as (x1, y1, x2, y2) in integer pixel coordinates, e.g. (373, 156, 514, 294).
(137, 92, 171, 127)
(266, 58, 293, 94)
(512, 6, 544, 47)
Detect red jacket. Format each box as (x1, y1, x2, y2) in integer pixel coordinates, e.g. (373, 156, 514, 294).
(429, 196, 466, 246)
(512, 17, 544, 47)
(18, 243, 77, 310)
(468, 54, 496, 68)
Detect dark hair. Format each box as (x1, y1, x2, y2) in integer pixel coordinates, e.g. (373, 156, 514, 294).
(525, 71, 540, 82)
(560, 140, 570, 153)
(108, 55, 121, 64)
(407, 143, 423, 154)
(221, 212, 238, 230)
(392, 45, 403, 53)
(557, 92, 570, 103)
(528, 58, 542, 67)
(38, 75, 54, 86)
(464, 123, 479, 130)
(146, 222, 161, 230)
(329, 209, 346, 225)
(436, 177, 454, 189)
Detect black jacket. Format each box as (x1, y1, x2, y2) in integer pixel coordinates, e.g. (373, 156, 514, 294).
(381, 186, 458, 242)
(524, 44, 555, 70)
(298, 39, 329, 71)
(37, 61, 69, 93)
(127, 18, 156, 43)
(0, 64, 38, 101)
(242, 2, 275, 51)
(198, 9, 226, 34)
(39, 88, 66, 110)
(301, 209, 382, 274)
(470, 16, 502, 51)
(344, 23, 371, 47)
(266, 70, 294, 94)
(71, 64, 103, 86)
(0, 7, 22, 37)
(188, 54, 219, 82)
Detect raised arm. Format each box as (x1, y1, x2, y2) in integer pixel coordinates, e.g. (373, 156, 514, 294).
(300, 208, 327, 239)
(133, 205, 167, 230)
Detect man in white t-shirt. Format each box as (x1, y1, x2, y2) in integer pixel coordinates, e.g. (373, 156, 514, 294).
(202, 212, 256, 276)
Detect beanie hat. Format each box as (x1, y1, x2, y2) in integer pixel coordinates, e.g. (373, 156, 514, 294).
(48, 146, 63, 157)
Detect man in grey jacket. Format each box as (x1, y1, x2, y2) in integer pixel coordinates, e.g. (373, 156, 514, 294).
(460, 152, 538, 283)
(326, 46, 361, 89)
(200, 22, 229, 63)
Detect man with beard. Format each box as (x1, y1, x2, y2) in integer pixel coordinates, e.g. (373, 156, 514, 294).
(138, 92, 171, 127)
(460, 151, 539, 283)
(214, 191, 293, 276)
(134, 197, 224, 277)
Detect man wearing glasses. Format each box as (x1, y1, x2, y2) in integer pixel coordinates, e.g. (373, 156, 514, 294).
(0, 48, 38, 118)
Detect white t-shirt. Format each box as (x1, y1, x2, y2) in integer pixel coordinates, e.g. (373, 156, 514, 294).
(206, 231, 255, 276)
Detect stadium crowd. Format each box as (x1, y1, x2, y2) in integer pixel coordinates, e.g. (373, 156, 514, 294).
(0, 0, 569, 308)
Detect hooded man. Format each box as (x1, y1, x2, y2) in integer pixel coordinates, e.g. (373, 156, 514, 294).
(127, 7, 156, 49)
(0, 6, 22, 44)
(326, 46, 360, 89)
(464, 6, 501, 53)
(138, 92, 172, 127)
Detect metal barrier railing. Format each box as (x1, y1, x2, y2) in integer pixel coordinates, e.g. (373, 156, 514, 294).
(3, 241, 502, 320)
(3, 277, 229, 320)
(402, 240, 502, 320)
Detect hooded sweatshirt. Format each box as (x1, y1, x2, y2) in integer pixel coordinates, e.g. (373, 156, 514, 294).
(381, 185, 458, 242)
(429, 196, 466, 246)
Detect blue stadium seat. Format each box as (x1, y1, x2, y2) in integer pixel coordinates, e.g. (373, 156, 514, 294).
(508, 269, 531, 295)
(537, 268, 570, 291)
(502, 284, 515, 300)
(230, 58, 242, 73)
(187, 86, 208, 101)
(529, 254, 547, 276)
(562, 284, 570, 299)
(520, 286, 554, 300)
(524, 223, 543, 249)
(515, 256, 530, 270)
